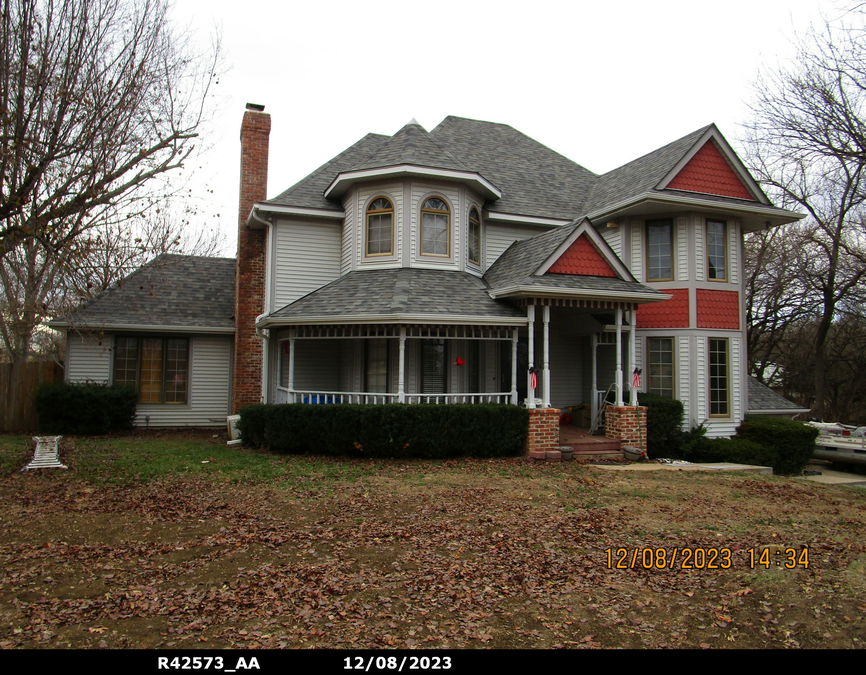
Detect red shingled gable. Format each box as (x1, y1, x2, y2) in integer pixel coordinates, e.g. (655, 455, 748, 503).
(547, 234, 617, 277)
(667, 140, 755, 200)
(636, 288, 689, 328)
(696, 289, 739, 329)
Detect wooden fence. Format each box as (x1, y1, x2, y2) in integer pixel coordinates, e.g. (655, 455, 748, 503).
(0, 361, 64, 432)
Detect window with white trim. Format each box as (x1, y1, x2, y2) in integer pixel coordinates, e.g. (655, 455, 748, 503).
(646, 218, 673, 281)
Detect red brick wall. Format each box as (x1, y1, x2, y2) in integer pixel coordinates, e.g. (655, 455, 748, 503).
(232, 106, 271, 413)
(636, 289, 689, 328)
(696, 289, 739, 329)
(525, 408, 561, 454)
(667, 140, 755, 200)
(605, 406, 648, 452)
(548, 235, 617, 277)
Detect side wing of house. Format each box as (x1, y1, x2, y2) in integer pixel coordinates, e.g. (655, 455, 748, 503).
(51, 255, 236, 428)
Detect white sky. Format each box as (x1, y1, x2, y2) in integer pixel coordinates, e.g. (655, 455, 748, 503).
(167, 0, 844, 256)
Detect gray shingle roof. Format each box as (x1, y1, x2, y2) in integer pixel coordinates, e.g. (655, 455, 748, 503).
(53, 255, 236, 330)
(514, 274, 668, 296)
(483, 221, 580, 289)
(747, 377, 810, 414)
(582, 125, 712, 214)
(350, 121, 470, 173)
(267, 268, 525, 322)
(267, 133, 388, 211)
(429, 116, 598, 220)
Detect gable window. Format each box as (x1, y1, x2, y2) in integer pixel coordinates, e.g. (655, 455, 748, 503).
(709, 338, 729, 417)
(646, 218, 673, 281)
(647, 337, 674, 399)
(113, 336, 189, 404)
(366, 197, 394, 256)
(421, 197, 450, 257)
(468, 207, 481, 266)
(707, 219, 727, 281)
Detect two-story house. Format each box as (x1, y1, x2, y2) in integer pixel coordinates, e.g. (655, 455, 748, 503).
(51, 104, 804, 444)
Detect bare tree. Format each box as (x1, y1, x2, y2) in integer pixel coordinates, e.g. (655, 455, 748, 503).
(0, 204, 224, 361)
(743, 3, 866, 419)
(0, 0, 221, 257)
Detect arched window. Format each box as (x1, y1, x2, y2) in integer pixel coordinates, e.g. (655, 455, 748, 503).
(468, 206, 481, 265)
(421, 197, 450, 257)
(366, 197, 393, 256)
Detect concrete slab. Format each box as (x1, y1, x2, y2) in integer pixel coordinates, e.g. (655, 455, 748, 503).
(799, 468, 866, 487)
(592, 462, 772, 475)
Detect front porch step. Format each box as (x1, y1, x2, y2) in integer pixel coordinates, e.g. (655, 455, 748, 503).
(559, 424, 623, 457)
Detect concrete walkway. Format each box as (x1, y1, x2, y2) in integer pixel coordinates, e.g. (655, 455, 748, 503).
(799, 467, 866, 487)
(592, 462, 772, 474)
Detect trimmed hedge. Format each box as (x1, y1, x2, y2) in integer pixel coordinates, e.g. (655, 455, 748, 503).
(637, 393, 685, 458)
(683, 433, 776, 468)
(736, 416, 819, 475)
(237, 403, 529, 458)
(35, 382, 137, 434)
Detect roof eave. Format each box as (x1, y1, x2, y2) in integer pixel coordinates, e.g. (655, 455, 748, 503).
(258, 313, 526, 329)
(48, 320, 234, 335)
(323, 165, 502, 200)
(748, 408, 811, 415)
(487, 285, 671, 304)
(587, 192, 806, 231)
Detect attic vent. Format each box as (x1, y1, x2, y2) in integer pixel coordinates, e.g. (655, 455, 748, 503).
(245, 102, 265, 112)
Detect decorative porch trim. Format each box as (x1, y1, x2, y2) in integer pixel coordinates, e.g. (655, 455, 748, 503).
(280, 324, 520, 339)
(517, 298, 638, 310)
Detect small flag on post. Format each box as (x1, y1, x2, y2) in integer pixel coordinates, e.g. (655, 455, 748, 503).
(632, 367, 642, 389)
(529, 367, 538, 390)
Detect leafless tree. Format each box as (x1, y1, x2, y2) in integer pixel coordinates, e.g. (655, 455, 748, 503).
(0, 204, 224, 361)
(743, 3, 866, 419)
(0, 0, 221, 257)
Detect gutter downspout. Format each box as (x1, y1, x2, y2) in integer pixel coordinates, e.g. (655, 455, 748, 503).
(250, 205, 273, 404)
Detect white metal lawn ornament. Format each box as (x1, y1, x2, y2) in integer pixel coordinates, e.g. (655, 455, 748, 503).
(23, 436, 67, 471)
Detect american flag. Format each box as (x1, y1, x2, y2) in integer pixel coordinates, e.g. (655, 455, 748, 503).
(632, 367, 642, 389)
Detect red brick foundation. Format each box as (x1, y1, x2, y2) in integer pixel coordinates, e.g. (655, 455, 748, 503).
(605, 406, 648, 453)
(526, 408, 561, 455)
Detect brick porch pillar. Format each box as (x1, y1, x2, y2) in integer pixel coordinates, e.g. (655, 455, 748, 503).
(605, 406, 648, 453)
(526, 408, 561, 455)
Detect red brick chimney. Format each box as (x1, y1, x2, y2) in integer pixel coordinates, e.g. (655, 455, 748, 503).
(232, 103, 271, 413)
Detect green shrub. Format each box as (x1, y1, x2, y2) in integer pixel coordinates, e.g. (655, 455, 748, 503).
(637, 393, 685, 458)
(238, 403, 529, 459)
(684, 434, 776, 467)
(35, 382, 137, 435)
(736, 416, 819, 474)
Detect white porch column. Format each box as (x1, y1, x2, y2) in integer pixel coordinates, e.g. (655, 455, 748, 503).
(629, 308, 638, 406)
(615, 307, 624, 406)
(591, 332, 598, 423)
(398, 327, 406, 403)
(527, 304, 536, 409)
(511, 328, 519, 405)
(288, 334, 296, 404)
(542, 304, 551, 408)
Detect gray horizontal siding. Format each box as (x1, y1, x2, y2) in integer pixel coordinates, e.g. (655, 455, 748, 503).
(135, 336, 232, 427)
(486, 222, 553, 269)
(66, 333, 112, 383)
(273, 219, 342, 310)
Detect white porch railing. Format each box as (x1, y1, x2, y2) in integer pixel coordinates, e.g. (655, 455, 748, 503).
(275, 387, 512, 405)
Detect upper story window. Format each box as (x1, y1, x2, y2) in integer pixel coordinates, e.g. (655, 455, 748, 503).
(366, 197, 394, 256)
(468, 207, 481, 266)
(421, 197, 450, 257)
(646, 218, 673, 281)
(707, 219, 727, 281)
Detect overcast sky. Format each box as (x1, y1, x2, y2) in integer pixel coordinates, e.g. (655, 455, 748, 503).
(168, 0, 845, 255)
